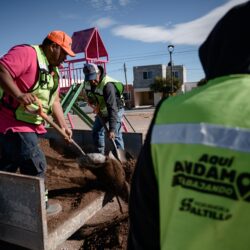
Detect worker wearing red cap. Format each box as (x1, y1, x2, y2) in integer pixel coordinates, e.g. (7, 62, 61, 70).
(0, 30, 75, 215)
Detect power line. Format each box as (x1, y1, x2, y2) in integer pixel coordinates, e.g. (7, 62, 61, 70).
(70, 49, 198, 67)
(108, 49, 198, 64)
(70, 48, 202, 81)
(110, 48, 197, 59)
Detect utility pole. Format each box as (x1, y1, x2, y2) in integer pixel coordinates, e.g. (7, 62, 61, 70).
(123, 62, 128, 92)
(123, 62, 131, 108)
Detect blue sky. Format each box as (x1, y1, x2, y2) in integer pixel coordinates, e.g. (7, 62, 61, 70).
(0, 0, 247, 83)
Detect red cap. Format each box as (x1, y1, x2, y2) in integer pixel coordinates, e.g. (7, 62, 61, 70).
(47, 30, 75, 57)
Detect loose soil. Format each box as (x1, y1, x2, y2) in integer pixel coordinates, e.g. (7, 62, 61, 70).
(0, 109, 153, 249)
(44, 138, 136, 249)
(0, 138, 136, 249)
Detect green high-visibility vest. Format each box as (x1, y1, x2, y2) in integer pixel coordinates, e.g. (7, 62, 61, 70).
(84, 75, 124, 117)
(0, 45, 59, 124)
(151, 74, 250, 250)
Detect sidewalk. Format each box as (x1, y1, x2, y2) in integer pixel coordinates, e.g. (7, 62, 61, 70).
(69, 109, 154, 138)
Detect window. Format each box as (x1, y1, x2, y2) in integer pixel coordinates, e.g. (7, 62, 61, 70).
(174, 71, 179, 78)
(143, 71, 153, 79)
(148, 92, 154, 100)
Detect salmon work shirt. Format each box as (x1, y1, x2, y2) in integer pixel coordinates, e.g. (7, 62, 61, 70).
(0, 45, 46, 134)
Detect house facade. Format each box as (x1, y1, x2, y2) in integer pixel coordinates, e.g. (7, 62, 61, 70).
(182, 81, 198, 93)
(133, 64, 187, 107)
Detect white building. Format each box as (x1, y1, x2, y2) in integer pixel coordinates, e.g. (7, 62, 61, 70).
(182, 82, 198, 93)
(133, 64, 187, 107)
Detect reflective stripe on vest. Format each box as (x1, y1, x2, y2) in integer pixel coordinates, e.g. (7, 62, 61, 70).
(152, 123, 250, 153)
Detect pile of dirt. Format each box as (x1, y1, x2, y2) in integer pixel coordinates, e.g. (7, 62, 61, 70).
(80, 217, 129, 249)
(41, 138, 136, 249)
(0, 138, 136, 249)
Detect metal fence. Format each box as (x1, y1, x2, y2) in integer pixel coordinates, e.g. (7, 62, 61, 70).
(59, 66, 84, 93)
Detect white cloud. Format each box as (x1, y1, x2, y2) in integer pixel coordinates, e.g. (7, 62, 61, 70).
(104, 0, 113, 10)
(92, 17, 116, 28)
(112, 0, 248, 45)
(89, 0, 130, 11)
(89, 0, 114, 10)
(112, 25, 171, 43)
(119, 0, 130, 6)
(89, 0, 102, 8)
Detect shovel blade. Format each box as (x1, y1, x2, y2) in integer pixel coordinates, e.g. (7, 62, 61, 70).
(109, 149, 127, 163)
(77, 153, 106, 169)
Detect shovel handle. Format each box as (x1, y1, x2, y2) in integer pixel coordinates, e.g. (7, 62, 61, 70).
(26, 97, 87, 156)
(41, 112, 86, 156)
(25, 96, 70, 140)
(39, 112, 70, 140)
(37, 103, 87, 156)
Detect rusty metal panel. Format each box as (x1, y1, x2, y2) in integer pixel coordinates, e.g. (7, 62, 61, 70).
(0, 171, 47, 250)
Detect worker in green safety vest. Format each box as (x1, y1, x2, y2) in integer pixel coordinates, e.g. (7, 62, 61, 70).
(0, 30, 75, 216)
(83, 63, 125, 155)
(128, 2, 250, 250)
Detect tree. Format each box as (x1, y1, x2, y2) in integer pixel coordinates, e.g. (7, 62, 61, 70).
(197, 78, 207, 87)
(150, 76, 182, 97)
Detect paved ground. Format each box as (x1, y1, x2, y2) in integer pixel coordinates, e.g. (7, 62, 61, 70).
(69, 107, 155, 139)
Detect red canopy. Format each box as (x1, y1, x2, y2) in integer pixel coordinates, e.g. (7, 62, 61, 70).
(71, 27, 108, 63)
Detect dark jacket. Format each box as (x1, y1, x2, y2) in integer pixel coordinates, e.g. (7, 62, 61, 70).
(128, 2, 250, 249)
(199, 1, 250, 80)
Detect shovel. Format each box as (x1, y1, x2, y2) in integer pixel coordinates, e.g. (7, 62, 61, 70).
(26, 99, 127, 211)
(40, 112, 86, 157)
(25, 98, 86, 157)
(25, 98, 115, 170)
(97, 113, 127, 163)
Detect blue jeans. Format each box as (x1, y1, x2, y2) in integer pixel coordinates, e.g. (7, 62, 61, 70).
(92, 108, 125, 154)
(0, 131, 46, 178)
